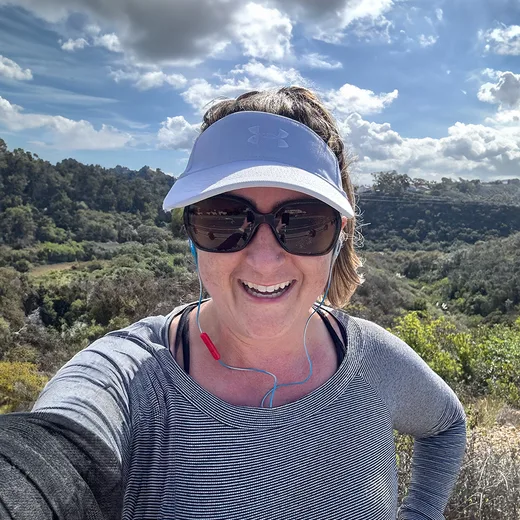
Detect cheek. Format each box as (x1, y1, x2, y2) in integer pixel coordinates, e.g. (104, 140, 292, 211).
(298, 256, 333, 292)
(196, 252, 239, 294)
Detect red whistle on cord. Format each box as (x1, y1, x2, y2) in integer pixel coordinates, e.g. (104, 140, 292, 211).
(200, 333, 221, 360)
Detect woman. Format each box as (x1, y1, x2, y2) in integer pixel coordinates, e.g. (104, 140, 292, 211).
(0, 87, 466, 519)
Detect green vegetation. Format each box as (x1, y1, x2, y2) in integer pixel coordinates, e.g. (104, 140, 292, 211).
(392, 312, 520, 406)
(0, 138, 181, 273)
(359, 171, 520, 251)
(0, 241, 199, 388)
(0, 362, 48, 414)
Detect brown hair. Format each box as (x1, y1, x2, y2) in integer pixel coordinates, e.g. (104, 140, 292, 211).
(200, 86, 363, 308)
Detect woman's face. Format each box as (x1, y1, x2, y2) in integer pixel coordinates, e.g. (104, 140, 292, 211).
(196, 187, 344, 340)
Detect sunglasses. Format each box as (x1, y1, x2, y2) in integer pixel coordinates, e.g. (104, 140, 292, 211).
(183, 194, 341, 256)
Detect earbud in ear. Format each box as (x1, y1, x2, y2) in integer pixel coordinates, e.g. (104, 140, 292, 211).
(189, 240, 198, 265)
(332, 238, 343, 260)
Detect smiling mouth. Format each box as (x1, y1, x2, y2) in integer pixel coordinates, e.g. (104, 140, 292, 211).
(241, 280, 293, 299)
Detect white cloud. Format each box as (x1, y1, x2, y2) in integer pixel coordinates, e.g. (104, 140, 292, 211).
(0, 95, 132, 149)
(300, 53, 342, 70)
(135, 71, 187, 90)
(111, 68, 187, 90)
(0, 55, 33, 80)
(85, 23, 100, 35)
(435, 8, 443, 22)
(442, 122, 513, 162)
(231, 61, 305, 85)
(478, 71, 520, 108)
(418, 34, 438, 47)
(61, 37, 89, 51)
(157, 116, 200, 150)
(93, 33, 122, 52)
(480, 24, 520, 56)
(182, 78, 256, 113)
(182, 60, 308, 112)
(325, 83, 399, 116)
(339, 111, 520, 181)
(0, 0, 397, 64)
(109, 69, 134, 83)
(310, 0, 395, 43)
(481, 68, 501, 80)
(340, 113, 404, 161)
(336, 68, 520, 179)
(232, 3, 292, 61)
(350, 14, 393, 44)
(486, 109, 520, 125)
(60, 32, 121, 53)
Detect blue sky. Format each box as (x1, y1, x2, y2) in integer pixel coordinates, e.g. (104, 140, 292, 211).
(0, 0, 519, 185)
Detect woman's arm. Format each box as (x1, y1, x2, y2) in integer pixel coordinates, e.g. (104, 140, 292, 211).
(0, 331, 152, 519)
(354, 317, 466, 520)
(398, 412, 466, 520)
(0, 412, 122, 520)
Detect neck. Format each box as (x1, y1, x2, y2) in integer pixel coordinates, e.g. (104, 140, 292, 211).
(197, 299, 322, 374)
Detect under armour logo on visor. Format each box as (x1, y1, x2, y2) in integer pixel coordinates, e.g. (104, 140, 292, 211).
(248, 126, 289, 148)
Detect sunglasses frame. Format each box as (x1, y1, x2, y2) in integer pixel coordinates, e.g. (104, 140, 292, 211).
(183, 194, 342, 256)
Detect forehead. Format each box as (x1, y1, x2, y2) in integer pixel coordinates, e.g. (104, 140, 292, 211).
(227, 187, 313, 211)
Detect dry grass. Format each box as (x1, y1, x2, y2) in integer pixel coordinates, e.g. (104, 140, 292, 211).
(397, 401, 520, 519)
(445, 426, 520, 519)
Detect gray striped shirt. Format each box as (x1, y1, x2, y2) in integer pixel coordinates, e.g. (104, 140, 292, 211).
(33, 304, 466, 519)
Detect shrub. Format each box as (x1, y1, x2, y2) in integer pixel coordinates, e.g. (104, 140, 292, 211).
(392, 312, 520, 406)
(0, 361, 47, 413)
(471, 319, 520, 406)
(392, 312, 468, 384)
(37, 241, 85, 263)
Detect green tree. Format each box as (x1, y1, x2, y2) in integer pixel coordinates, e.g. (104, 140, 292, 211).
(0, 205, 36, 247)
(372, 171, 412, 196)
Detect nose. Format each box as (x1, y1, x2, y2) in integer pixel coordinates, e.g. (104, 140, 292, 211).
(245, 223, 286, 269)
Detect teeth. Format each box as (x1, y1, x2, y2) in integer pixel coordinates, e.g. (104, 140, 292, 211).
(242, 280, 292, 293)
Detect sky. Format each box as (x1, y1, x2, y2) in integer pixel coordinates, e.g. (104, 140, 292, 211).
(0, 0, 519, 185)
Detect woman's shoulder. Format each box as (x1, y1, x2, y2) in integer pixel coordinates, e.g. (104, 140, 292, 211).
(323, 306, 423, 368)
(324, 306, 397, 343)
(97, 302, 194, 353)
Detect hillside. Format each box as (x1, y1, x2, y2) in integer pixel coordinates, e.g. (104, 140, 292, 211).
(349, 233, 520, 327)
(2, 140, 520, 269)
(0, 139, 182, 270)
(357, 193, 520, 251)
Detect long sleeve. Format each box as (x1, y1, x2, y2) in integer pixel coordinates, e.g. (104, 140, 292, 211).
(355, 317, 467, 519)
(398, 413, 466, 519)
(0, 412, 122, 520)
(0, 330, 155, 520)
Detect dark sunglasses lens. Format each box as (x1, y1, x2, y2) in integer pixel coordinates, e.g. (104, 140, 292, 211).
(186, 197, 253, 252)
(275, 202, 339, 255)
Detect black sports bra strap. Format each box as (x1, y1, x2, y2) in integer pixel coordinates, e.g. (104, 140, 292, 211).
(174, 304, 195, 374)
(182, 316, 190, 374)
(324, 310, 348, 349)
(314, 308, 345, 364)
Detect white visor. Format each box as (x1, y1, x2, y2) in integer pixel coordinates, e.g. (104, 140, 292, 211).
(162, 111, 354, 218)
